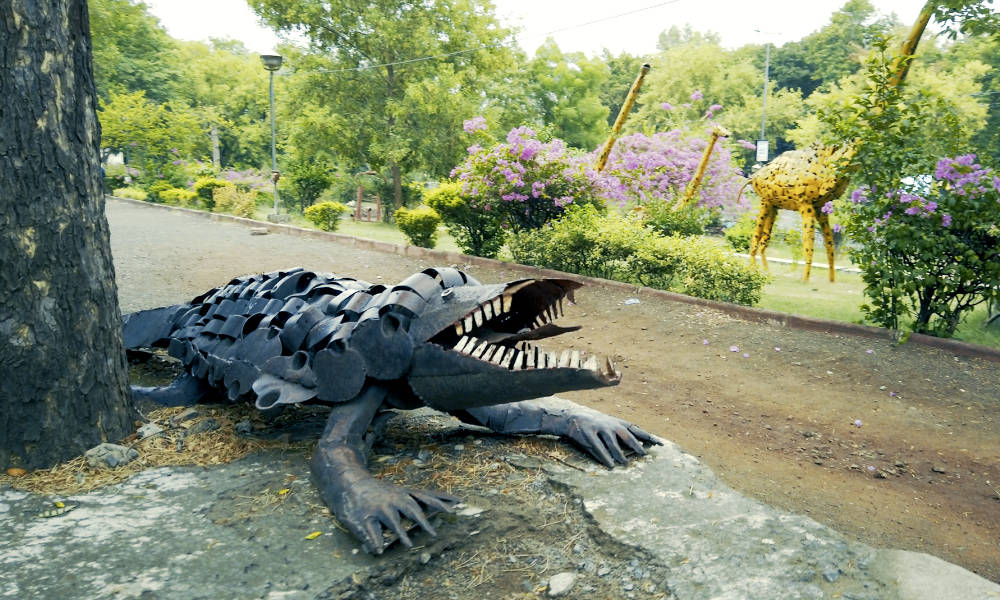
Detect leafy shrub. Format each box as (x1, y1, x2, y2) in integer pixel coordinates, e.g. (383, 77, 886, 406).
(847, 156, 1000, 336)
(104, 163, 141, 191)
(450, 126, 605, 232)
(213, 186, 256, 218)
(193, 177, 230, 211)
(779, 227, 804, 263)
(510, 205, 768, 305)
(724, 211, 756, 252)
(643, 200, 712, 237)
(159, 187, 198, 207)
(304, 201, 349, 232)
(145, 180, 174, 202)
(424, 181, 506, 257)
(112, 186, 148, 201)
(394, 206, 441, 248)
(286, 159, 335, 213)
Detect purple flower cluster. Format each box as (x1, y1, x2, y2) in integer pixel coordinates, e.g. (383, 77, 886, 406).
(595, 130, 745, 214)
(450, 126, 599, 231)
(463, 115, 487, 134)
(821, 201, 834, 214)
(690, 90, 703, 101)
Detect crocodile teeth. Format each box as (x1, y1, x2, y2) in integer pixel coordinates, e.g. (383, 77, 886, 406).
(502, 350, 517, 369)
(558, 350, 572, 367)
(605, 356, 616, 376)
(464, 316, 474, 332)
(583, 355, 598, 371)
(473, 310, 484, 328)
(458, 337, 478, 354)
(455, 336, 472, 353)
(483, 302, 493, 320)
(492, 297, 503, 316)
(502, 294, 513, 313)
(455, 322, 464, 335)
(525, 349, 536, 369)
(571, 350, 580, 368)
(473, 341, 491, 358)
(491, 347, 506, 364)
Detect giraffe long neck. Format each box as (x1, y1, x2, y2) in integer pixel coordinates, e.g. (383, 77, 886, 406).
(889, 0, 935, 88)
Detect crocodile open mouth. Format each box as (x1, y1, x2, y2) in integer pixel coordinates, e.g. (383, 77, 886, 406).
(428, 279, 620, 381)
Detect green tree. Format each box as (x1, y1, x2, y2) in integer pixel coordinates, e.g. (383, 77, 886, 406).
(631, 36, 803, 158)
(526, 39, 609, 149)
(768, 0, 897, 99)
(598, 50, 646, 127)
(88, 0, 181, 103)
(173, 39, 271, 169)
(822, 38, 994, 334)
(248, 0, 521, 210)
(98, 90, 205, 181)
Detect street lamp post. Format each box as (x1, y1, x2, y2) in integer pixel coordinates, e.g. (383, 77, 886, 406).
(260, 54, 283, 221)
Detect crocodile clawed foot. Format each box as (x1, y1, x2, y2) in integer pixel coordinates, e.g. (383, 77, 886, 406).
(335, 479, 459, 554)
(565, 412, 662, 468)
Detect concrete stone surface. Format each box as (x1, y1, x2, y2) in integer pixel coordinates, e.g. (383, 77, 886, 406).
(2, 404, 997, 599)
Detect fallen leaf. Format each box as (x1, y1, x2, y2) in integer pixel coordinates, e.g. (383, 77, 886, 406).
(304, 531, 323, 540)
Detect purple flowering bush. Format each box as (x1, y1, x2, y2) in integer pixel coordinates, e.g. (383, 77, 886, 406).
(845, 155, 1000, 336)
(450, 126, 605, 232)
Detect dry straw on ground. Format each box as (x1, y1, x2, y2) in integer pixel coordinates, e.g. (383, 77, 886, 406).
(1, 404, 311, 496)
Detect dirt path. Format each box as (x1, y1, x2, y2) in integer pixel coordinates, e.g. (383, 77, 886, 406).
(108, 199, 1000, 583)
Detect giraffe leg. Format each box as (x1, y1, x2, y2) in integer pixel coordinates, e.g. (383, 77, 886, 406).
(800, 205, 817, 282)
(757, 205, 778, 272)
(750, 200, 771, 269)
(817, 212, 836, 283)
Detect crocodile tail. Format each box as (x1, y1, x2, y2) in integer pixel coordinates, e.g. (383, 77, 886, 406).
(122, 305, 188, 349)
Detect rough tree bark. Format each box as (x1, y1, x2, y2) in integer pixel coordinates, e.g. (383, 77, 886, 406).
(0, 0, 135, 469)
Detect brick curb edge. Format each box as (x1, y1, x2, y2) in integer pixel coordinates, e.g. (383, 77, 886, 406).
(109, 196, 1000, 363)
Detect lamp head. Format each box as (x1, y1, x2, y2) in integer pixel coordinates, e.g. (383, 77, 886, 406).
(260, 54, 283, 71)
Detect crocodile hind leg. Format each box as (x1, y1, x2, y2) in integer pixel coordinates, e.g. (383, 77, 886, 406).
(451, 397, 661, 468)
(311, 383, 459, 554)
(130, 372, 214, 407)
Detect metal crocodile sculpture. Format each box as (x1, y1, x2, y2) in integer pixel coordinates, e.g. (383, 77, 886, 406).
(124, 266, 659, 554)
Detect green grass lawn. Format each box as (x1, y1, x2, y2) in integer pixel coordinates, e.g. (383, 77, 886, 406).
(261, 214, 1000, 350)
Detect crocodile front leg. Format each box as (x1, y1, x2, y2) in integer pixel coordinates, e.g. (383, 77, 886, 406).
(311, 383, 458, 554)
(453, 397, 661, 467)
(130, 372, 214, 407)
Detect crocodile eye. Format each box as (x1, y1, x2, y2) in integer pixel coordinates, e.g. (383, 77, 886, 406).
(442, 288, 454, 302)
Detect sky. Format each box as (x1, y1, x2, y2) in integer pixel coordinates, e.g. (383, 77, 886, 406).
(143, 0, 931, 57)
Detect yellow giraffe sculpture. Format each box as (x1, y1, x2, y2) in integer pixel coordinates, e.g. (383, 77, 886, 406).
(746, 1, 935, 282)
(595, 63, 650, 172)
(744, 143, 854, 282)
(676, 124, 731, 210)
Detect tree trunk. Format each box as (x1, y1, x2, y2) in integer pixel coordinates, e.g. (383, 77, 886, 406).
(210, 125, 221, 169)
(0, 0, 135, 470)
(391, 162, 403, 211)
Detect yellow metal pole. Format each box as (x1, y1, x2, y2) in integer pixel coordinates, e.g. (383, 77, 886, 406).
(595, 63, 650, 173)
